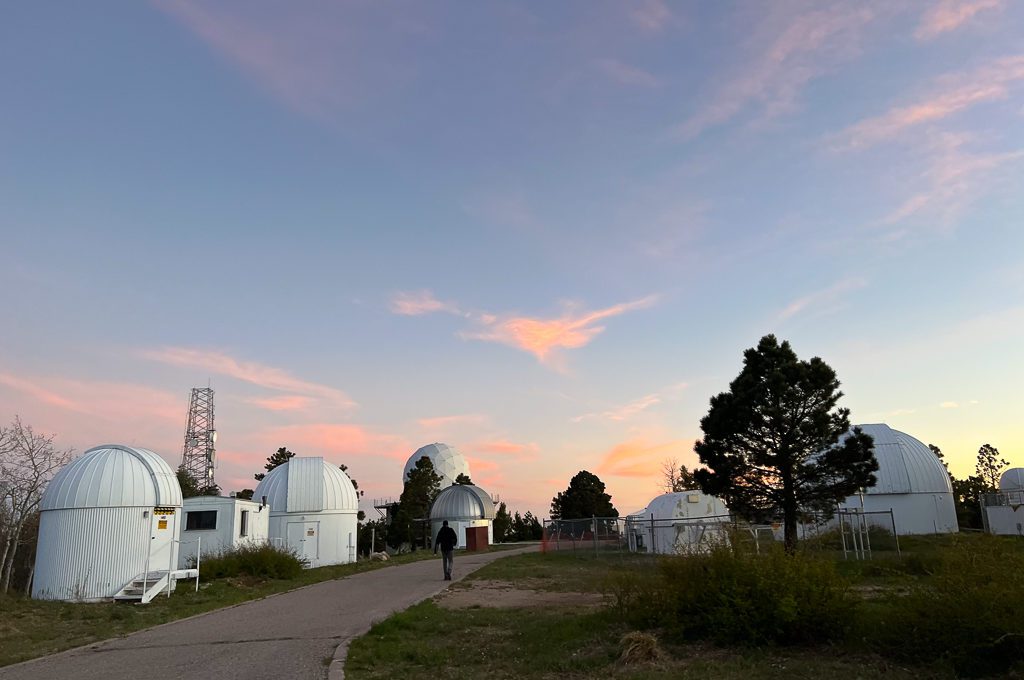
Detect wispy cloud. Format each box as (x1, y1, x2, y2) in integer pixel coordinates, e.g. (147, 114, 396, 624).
(915, 0, 1003, 40)
(260, 423, 409, 461)
(140, 347, 356, 409)
(629, 0, 672, 32)
(833, 55, 1024, 150)
(572, 382, 687, 423)
(390, 290, 463, 316)
(461, 296, 658, 367)
(596, 438, 690, 478)
(244, 395, 313, 411)
(596, 58, 660, 88)
(939, 401, 960, 408)
(416, 414, 489, 429)
(472, 439, 540, 460)
(779, 278, 867, 320)
(675, 3, 881, 139)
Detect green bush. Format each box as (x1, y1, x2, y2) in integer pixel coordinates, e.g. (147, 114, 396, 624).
(192, 542, 306, 580)
(608, 543, 854, 645)
(868, 535, 1024, 677)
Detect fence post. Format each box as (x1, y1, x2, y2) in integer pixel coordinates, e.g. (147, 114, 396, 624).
(890, 510, 901, 559)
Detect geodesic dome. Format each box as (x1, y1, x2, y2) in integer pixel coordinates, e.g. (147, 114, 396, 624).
(403, 443, 470, 489)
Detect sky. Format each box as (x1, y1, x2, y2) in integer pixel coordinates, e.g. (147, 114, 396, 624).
(1, 0, 1022, 518)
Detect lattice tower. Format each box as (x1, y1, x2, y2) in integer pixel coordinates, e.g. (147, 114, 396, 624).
(180, 387, 217, 484)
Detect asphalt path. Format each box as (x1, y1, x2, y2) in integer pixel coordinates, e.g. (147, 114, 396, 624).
(1, 545, 537, 680)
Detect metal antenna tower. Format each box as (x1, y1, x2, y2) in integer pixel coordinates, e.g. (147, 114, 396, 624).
(181, 387, 217, 485)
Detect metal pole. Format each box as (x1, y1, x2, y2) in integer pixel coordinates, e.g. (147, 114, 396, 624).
(650, 513, 656, 555)
(863, 513, 872, 558)
(143, 533, 152, 598)
(890, 510, 901, 558)
(838, 510, 848, 559)
(195, 536, 201, 593)
(592, 516, 598, 557)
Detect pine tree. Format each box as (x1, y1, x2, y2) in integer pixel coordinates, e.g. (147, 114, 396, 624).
(550, 470, 618, 520)
(976, 444, 1008, 490)
(254, 447, 296, 481)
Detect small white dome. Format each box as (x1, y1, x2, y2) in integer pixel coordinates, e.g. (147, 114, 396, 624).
(41, 445, 181, 510)
(403, 443, 470, 488)
(643, 491, 728, 521)
(253, 457, 358, 514)
(1000, 468, 1024, 491)
(430, 484, 495, 521)
(853, 424, 952, 495)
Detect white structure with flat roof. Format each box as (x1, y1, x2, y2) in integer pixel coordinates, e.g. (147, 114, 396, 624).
(178, 496, 269, 568)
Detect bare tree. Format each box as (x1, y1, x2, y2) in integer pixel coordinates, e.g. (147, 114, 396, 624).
(660, 458, 698, 493)
(0, 417, 73, 593)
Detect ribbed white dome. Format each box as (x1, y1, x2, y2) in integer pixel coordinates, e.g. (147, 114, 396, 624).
(253, 457, 358, 514)
(430, 484, 495, 521)
(403, 443, 470, 488)
(41, 445, 181, 510)
(642, 491, 729, 521)
(1000, 468, 1024, 492)
(853, 424, 953, 495)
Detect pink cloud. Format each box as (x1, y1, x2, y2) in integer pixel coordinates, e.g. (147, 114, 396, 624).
(572, 382, 687, 423)
(596, 58, 660, 88)
(471, 439, 540, 459)
(461, 296, 658, 366)
(596, 438, 692, 478)
(779, 277, 868, 320)
(390, 290, 462, 316)
(140, 347, 355, 409)
(0, 373, 88, 413)
(245, 395, 312, 411)
(260, 423, 410, 462)
(834, 55, 1024, 150)
(416, 414, 489, 429)
(915, 0, 1003, 40)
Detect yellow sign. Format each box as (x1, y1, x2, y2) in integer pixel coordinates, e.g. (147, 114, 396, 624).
(306, 528, 315, 536)
(158, 519, 168, 530)
(154, 507, 177, 514)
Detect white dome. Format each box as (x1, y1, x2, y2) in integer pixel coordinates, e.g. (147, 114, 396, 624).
(253, 457, 358, 514)
(1000, 468, 1024, 491)
(403, 443, 470, 488)
(643, 491, 728, 521)
(41, 445, 182, 510)
(852, 424, 952, 495)
(430, 484, 495, 521)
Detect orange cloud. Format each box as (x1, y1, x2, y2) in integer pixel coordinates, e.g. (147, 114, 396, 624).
(416, 414, 489, 429)
(572, 382, 687, 423)
(245, 395, 312, 411)
(915, 0, 1003, 40)
(390, 290, 462, 316)
(462, 296, 657, 366)
(0, 372, 183, 423)
(140, 347, 355, 409)
(261, 423, 409, 461)
(834, 55, 1024, 150)
(471, 439, 540, 459)
(596, 439, 692, 478)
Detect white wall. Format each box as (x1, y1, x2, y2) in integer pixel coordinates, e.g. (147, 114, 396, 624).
(985, 506, 1024, 536)
(839, 493, 958, 534)
(430, 519, 493, 550)
(178, 498, 270, 569)
(267, 511, 357, 567)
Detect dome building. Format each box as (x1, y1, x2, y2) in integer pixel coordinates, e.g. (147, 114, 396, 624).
(429, 484, 495, 550)
(33, 445, 183, 602)
(982, 468, 1024, 536)
(1000, 468, 1024, 495)
(838, 424, 958, 534)
(626, 491, 730, 555)
(253, 457, 359, 567)
(403, 443, 470, 489)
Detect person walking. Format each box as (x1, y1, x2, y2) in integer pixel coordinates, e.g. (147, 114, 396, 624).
(434, 520, 458, 580)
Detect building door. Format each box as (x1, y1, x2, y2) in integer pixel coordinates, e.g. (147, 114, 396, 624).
(149, 510, 178, 577)
(287, 521, 319, 566)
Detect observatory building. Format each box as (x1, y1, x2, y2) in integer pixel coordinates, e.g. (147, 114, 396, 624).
(177, 495, 270, 569)
(429, 484, 495, 550)
(838, 423, 958, 534)
(253, 457, 359, 567)
(33, 445, 183, 602)
(626, 491, 730, 555)
(981, 467, 1024, 536)
(403, 443, 470, 489)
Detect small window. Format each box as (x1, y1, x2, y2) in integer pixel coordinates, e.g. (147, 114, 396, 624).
(186, 510, 217, 531)
(240, 510, 249, 537)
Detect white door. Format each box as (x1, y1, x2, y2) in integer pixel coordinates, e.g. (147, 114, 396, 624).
(287, 521, 319, 567)
(149, 511, 177, 577)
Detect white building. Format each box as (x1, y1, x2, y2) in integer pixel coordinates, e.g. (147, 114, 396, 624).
(982, 467, 1024, 536)
(253, 457, 359, 567)
(177, 496, 270, 569)
(33, 445, 183, 602)
(627, 491, 730, 554)
(838, 423, 958, 535)
(429, 484, 495, 550)
(403, 443, 470, 489)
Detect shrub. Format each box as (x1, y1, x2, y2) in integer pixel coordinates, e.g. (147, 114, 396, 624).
(608, 542, 854, 646)
(192, 542, 306, 580)
(868, 535, 1024, 677)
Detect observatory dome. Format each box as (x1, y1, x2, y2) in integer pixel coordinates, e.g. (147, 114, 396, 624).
(253, 457, 358, 513)
(403, 443, 470, 488)
(41, 445, 181, 510)
(430, 484, 496, 521)
(852, 424, 952, 495)
(1000, 468, 1024, 492)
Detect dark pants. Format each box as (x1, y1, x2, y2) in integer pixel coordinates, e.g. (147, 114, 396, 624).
(441, 548, 454, 579)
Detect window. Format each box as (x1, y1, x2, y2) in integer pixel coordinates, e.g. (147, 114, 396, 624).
(185, 510, 217, 531)
(240, 510, 249, 537)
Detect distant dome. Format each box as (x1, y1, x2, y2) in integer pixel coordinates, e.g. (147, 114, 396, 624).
(853, 424, 952, 495)
(403, 443, 470, 488)
(1000, 468, 1024, 492)
(430, 484, 495, 521)
(42, 445, 181, 510)
(643, 491, 729, 521)
(253, 457, 358, 514)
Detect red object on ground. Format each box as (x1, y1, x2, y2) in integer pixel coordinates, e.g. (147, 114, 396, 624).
(465, 526, 489, 551)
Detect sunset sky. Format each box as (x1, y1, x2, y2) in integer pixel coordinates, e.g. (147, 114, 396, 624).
(2, 1, 1022, 518)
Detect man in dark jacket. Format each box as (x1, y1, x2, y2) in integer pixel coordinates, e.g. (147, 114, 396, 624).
(433, 520, 458, 580)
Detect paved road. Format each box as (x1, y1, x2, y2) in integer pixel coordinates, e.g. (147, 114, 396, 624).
(1, 546, 536, 680)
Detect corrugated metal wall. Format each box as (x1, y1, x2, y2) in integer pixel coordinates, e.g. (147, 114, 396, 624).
(286, 457, 325, 513)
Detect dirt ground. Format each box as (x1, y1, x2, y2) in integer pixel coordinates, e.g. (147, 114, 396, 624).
(435, 579, 604, 610)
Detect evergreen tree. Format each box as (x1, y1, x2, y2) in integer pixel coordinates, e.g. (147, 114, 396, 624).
(340, 463, 366, 521)
(388, 456, 442, 548)
(254, 447, 296, 481)
(693, 335, 878, 553)
(661, 458, 699, 492)
(454, 473, 473, 485)
(550, 470, 618, 520)
(235, 488, 255, 500)
(493, 502, 512, 542)
(928, 444, 949, 471)
(976, 444, 1008, 490)
(176, 464, 220, 498)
